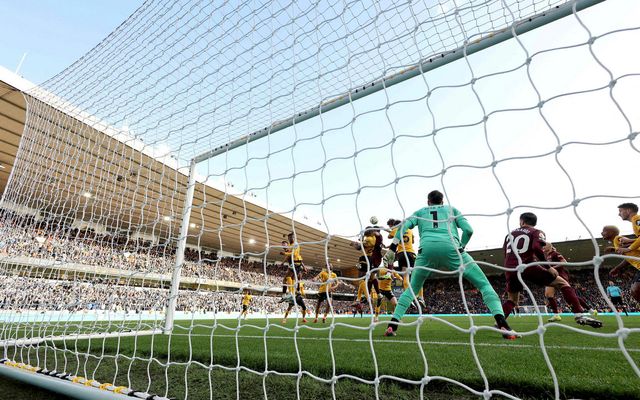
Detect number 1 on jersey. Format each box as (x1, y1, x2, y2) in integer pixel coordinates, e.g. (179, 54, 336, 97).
(430, 211, 438, 228)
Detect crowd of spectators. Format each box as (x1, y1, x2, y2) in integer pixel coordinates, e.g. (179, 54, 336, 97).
(0, 220, 351, 293)
(0, 276, 355, 315)
(0, 214, 638, 316)
(418, 268, 639, 314)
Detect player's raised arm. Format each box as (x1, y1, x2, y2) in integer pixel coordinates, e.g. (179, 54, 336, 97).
(452, 207, 473, 249)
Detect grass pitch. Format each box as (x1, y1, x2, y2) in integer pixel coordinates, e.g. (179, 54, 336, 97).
(2, 315, 639, 399)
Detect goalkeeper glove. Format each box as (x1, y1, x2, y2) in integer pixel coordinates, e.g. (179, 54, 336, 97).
(383, 239, 399, 267)
(383, 250, 395, 267)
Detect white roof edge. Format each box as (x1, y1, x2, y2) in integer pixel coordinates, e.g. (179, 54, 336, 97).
(0, 65, 38, 93)
(0, 65, 330, 236)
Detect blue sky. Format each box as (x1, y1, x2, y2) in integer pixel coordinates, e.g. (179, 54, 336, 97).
(1, 0, 639, 255)
(0, 1, 141, 84)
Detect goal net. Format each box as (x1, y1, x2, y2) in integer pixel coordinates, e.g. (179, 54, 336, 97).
(1, 0, 639, 398)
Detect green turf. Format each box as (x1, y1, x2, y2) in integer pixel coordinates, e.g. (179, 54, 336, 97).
(2, 315, 639, 399)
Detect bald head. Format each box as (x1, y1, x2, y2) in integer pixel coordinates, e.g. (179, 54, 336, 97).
(601, 225, 619, 240)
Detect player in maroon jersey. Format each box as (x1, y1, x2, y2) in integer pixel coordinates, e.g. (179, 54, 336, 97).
(502, 212, 602, 328)
(542, 243, 593, 322)
(352, 223, 383, 297)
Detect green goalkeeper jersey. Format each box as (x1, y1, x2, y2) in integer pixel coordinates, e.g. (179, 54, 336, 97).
(394, 205, 473, 249)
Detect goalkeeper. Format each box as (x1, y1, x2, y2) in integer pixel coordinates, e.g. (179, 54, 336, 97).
(383, 190, 515, 338)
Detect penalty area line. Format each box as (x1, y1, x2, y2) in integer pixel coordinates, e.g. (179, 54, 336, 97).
(172, 333, 640, 353)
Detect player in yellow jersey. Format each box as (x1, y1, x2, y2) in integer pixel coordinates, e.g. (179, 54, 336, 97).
(240, 289, 252, 319)
(616, 203, 640, 250)
(387, 218, 426, 309)
(373, 267, 402, 322)
(313, 267, 338, 323)
(281, 233, 306, 300)
(282, 276, 308, 324)
(602, 224, 640, 302)
(353, 278, 379, 317)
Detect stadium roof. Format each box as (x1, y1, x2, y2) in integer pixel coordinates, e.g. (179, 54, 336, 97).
(0, 67, 360, 270)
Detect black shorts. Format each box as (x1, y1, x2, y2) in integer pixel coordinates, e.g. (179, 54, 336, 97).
(242, 305, 248, 312)
(396, 252, 416, 270)
(289, 294, 306, 307)
(286, 261, 304, 275)
(317, 291, 332, 302)
(611, 296, 624, 306)
(378, 290, 394, 300)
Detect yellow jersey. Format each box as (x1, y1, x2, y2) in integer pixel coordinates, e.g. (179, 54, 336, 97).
(388, 228, 415, 254)
(629, 215, 640, 251)
(296, 281, 305, 296)
(377, 268, 402, 291)
(318, 270, 338, 293)
(357, 280, 377, 300)
(283, 243, 303, 262)
(242, 294, 252, 306)
(614, 235, 640, 270)
(286, 276, 305, 295)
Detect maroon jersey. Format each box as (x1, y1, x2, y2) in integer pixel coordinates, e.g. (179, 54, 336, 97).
(371, 230, 383, 267)
(546, 250, 570, 282)
(503, 227, 547, 269)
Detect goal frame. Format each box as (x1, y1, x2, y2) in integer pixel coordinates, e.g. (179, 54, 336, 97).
(163, 0, 604, 334)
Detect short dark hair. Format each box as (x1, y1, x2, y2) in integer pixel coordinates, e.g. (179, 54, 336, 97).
(428, 190, 444, 205)
(519, 212, 537, 226)
(386, 218, 396, 226)
(618, 202, 638, 213)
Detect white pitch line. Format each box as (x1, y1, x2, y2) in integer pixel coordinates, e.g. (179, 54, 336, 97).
(171, 333, 640, 353)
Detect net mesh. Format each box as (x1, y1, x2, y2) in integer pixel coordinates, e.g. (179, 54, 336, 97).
(1, 0, 639, 398)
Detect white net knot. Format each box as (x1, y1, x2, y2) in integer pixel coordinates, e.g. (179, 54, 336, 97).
(617, 327, 631, 340)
